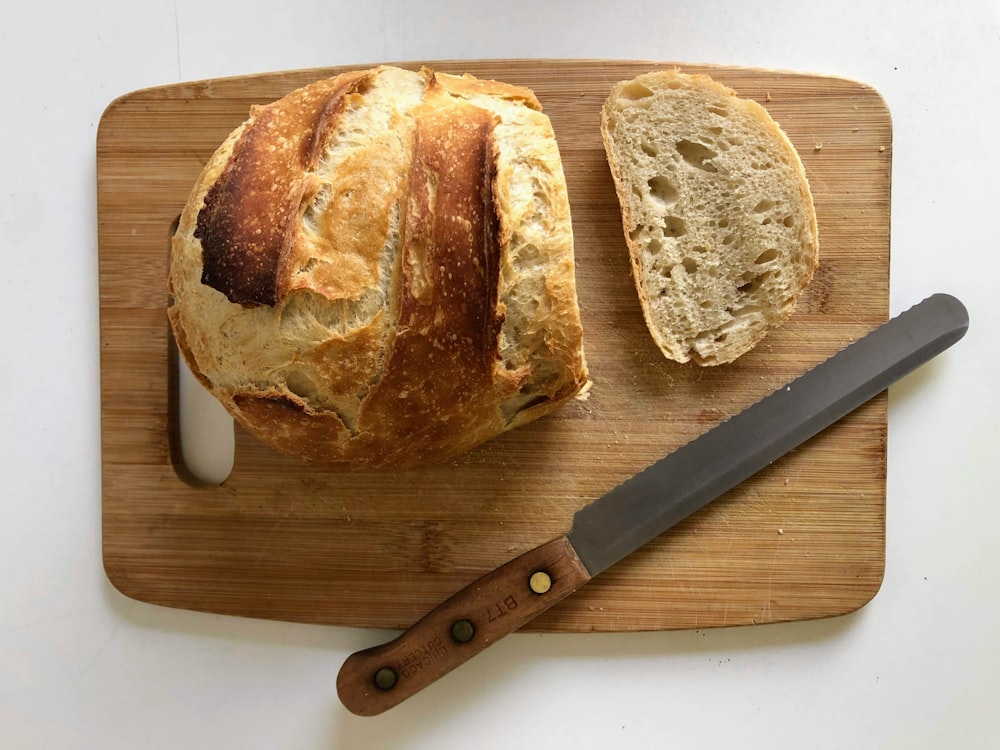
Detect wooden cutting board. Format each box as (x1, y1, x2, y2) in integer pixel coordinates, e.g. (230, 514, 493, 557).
(97, 60, 891, 632)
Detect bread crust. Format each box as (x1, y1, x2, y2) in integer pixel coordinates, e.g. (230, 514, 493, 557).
(600, 70, 819, 365)
(169, 66, 587, 470)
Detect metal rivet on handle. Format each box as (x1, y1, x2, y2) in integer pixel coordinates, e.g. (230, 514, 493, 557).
(529, 571, 552, 594)
(451, 618, 475, 643)
(374, 667, 397, 691)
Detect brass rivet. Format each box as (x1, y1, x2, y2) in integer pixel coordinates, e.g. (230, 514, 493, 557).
(529, 571, 552, 594)
(374, 667, 398, 691)
(451, 618, 475, 643)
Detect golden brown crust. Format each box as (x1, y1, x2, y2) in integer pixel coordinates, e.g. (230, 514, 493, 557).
(430, 68, 543, 110)
(192, 72, 371, 306)
(169, 66, 587, 470)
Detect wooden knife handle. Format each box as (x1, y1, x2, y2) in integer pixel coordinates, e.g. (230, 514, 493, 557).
(336, 535, 592, 716)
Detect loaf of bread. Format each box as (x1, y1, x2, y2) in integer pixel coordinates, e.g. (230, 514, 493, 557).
(168, 65, 588, 470)
(600, 70, 818, 365)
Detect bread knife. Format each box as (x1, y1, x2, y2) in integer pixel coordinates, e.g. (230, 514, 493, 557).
(337, 293, 969, 716)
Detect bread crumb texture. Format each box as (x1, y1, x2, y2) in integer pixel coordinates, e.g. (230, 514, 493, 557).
(600, 70, 818, 365)
(169, 66, 587, 469)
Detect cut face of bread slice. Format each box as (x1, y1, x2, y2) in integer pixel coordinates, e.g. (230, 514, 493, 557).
(601, 70, 818, 365)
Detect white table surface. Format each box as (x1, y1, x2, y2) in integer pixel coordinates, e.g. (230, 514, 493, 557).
(3, 1, 997, 747)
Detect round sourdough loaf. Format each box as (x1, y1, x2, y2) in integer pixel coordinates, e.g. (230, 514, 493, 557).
(168, 65, 588, 470)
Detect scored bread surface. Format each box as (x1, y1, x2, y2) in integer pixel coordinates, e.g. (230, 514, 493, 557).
(601, 70, 818, 365)
(169, 65, 588, 470)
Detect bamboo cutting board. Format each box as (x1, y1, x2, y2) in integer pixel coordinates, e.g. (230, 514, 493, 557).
(97, 60, 891, 632)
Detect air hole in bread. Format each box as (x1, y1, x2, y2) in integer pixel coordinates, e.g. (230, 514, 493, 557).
(666, 79, 683, 90)
(692, 245, 708, 254)
(737, 270, 770, 295)
(676, 140, 719, 172)
(782, 215, 795, 227)
(723, 233, 736, 246)
(708, 105, 728, 117)
(629, 224, 645, 242)
(753, 199, 775, 213)
(693, 328, 728, 347)
(621, 81, 654, 100)
(730, 303, 763, 319)
(718, 217, 730, 229)
(647, 175, 679, 208)
(663, 216, 687, 237)
(709, 126, 723, 136)
(681, 257, 698, 274)
(646, 238, 663, 255)
(755, 248, 779, 264)
(512, 241, 545, 271)
(640, 138, 659, 157)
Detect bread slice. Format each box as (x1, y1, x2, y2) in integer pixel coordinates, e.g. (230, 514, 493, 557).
(600, 70, 818, 365)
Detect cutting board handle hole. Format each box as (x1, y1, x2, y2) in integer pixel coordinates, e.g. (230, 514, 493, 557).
(167, 215, 235, 487)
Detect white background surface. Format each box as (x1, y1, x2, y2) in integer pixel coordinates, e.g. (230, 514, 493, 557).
(2, 1, 998, 747)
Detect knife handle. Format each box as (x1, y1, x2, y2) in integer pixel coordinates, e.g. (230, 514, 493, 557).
(336, 535, 592, 716)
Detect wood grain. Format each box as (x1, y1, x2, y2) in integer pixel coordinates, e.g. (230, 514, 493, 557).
(97, 59, 891, 632)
